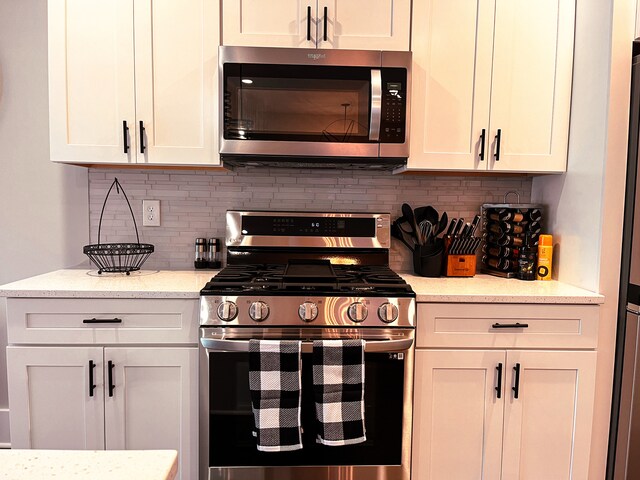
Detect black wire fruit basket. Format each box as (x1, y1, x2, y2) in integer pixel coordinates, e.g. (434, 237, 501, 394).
(84, 178, 154, 275)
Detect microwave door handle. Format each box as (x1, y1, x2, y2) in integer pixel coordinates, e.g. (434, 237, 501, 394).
(369, 69, 382, 142)
(200, 337, 413, 353)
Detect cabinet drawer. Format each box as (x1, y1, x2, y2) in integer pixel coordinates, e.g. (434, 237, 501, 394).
(7, 298, 199, 345)
(416, 303, 598, 349)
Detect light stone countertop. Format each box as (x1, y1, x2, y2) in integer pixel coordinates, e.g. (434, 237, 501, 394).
(400, 273, 603, 304)
(0, 269, 603, 304)
(0, 269, 216, 299)
(0, 449, 177, 480)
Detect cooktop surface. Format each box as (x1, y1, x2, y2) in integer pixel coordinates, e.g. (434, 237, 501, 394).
(200, 261, 414, 297)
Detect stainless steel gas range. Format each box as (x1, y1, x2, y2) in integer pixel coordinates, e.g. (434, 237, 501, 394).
(199, 211, 416, 480)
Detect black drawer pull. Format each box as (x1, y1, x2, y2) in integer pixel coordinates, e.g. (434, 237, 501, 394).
(139, 120, 146, 153)
(512, 363, 521, 399)
(88, 360, 96, 397)
(123, 120, 129, 153)
(108, 360, 115, 397)
(83, 318, 123, 324)
(492, 322, 529, 329)
(307, 6, 312, 41)
(323, 6, 328, 41)
(479, 128, 486, 161)
(494, 128, 502, 161)
(495, 363, 503, 399)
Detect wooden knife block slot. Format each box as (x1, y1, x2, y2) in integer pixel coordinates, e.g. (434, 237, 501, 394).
(446, 254, 477, 277)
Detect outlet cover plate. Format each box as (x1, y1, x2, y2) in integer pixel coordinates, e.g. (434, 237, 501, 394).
(143, 200, 160, 227)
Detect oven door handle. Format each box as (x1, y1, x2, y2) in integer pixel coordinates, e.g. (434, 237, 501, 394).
(368, 69, 382, 142)
(200, 337, 413, 353)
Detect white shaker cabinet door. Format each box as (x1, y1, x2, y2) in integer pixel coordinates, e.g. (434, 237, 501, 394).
(104, 347, 198, 480)
(134, 0, 220, 165)
(407, 0, 495, 171)
(412, 349, 506, 480)
(488, 0, 575, 173)
(501, 350, 597, 480)
(317, 0, 410, 51)
(48, 0, 136, 164)
(222, 0, 316, 48)
(6, 346, 105, 450)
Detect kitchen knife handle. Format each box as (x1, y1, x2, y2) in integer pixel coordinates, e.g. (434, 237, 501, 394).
(122, 121, 129, 154)
(307, 6, 312, 41)
(479, 128, 486, 161)
(512, 363, 521, 399)
(494, 129, 502, 161)
(323, 6, 328, 41)
(139, 121, 146, 154)
(108, 360, 115, 397)
(492, 322, 529, 329)
(88, 360, 96, 397)
(496, 363, 503, 399)
(83, 318, 123, 324)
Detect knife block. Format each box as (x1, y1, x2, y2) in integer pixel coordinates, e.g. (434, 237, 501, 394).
(445, 254, 477, 277)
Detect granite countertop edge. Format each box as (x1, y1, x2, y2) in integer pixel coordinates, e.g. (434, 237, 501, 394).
(0, 269, 604, 304)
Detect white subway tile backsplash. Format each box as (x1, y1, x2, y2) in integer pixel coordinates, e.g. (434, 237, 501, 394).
(88, 168, 532, 272)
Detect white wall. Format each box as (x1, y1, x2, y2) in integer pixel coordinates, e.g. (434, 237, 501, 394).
(532, 0, 636, 477)
(0, 0, 89, 447)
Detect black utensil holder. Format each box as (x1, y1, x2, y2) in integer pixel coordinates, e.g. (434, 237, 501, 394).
(413, 239, 444, 277)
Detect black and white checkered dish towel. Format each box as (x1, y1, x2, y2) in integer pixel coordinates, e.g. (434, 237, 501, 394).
(312, 339, 366, 446)
(248, 339, 303, 452)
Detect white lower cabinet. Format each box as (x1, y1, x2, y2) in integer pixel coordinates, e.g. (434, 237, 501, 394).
(5, 298, 198, 480)
(412, 303, 598, 480)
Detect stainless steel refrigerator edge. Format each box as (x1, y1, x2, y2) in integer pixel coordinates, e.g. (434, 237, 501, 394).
(608, 38, 640, 479)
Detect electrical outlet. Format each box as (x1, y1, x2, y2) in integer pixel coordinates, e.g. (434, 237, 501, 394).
(142, 200, 160, 227)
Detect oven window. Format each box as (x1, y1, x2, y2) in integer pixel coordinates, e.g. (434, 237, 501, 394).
(208, 351, 404, 467)
(223, 64, 372, 143)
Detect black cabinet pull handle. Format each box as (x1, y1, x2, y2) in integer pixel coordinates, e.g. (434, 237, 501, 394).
(108, 360, 115, 397)
(512, 363, 521, 399)
(139, 121, 146, 153)
(323, 6, 328, 41)
(123, 121, 129, 153)
(89, 360, 96, 397)
(494, 128, 502, 161)
(492, 322, 528, 329)
(307, 6, 311, 41)
(496, 363, 503, 399)
(479, 128, 486, 161)
(83, 318, 122, 324)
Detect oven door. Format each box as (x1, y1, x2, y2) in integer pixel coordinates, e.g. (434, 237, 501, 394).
(219, 46, 410, 159)
(199, 328, 414, 480)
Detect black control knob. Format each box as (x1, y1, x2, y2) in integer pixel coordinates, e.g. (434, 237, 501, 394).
(348, 302, 368, 323)
(217, 301, 238, 322)
(378, 302, 399, 323)
(298, 302, 318, 323)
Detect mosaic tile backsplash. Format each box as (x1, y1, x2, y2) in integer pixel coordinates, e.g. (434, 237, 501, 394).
(88, 168, 532, 272)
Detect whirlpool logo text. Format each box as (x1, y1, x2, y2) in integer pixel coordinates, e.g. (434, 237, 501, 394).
(307, 53, 326, 60)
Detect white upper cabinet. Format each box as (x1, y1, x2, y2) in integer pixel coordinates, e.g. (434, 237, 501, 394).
(407, 0, 575, 173)
(222, 0, 410, 50)
(48, 0, 220, 166)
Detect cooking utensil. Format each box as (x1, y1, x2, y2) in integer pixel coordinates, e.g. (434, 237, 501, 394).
(402, 203, 421, 245)
(391, 221, 415, 252)
(419, 220, 433, 245)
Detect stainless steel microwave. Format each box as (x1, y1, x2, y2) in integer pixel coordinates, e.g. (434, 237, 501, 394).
(219, 46, 411, 169)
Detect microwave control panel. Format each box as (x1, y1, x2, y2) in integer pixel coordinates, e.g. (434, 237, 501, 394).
(379, 68, 407, 143)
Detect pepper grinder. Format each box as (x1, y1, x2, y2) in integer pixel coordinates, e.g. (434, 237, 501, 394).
(194, 237, 208, 269)
(207, 238, 221, 269)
